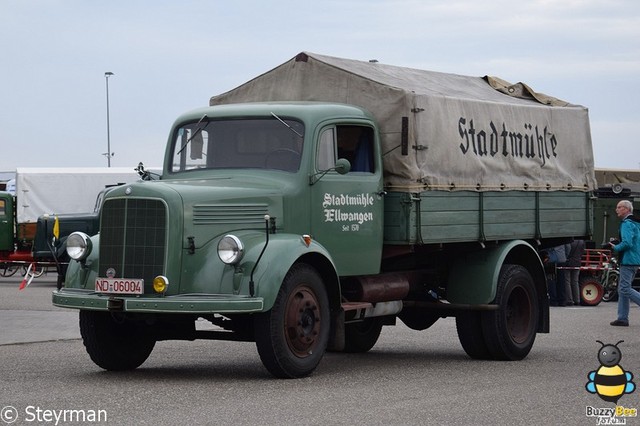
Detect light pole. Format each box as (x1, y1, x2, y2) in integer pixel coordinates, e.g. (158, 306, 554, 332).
(104, 71, 114, 167)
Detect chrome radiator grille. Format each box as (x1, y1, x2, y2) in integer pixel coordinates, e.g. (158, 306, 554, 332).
(99, 198, 167, 283)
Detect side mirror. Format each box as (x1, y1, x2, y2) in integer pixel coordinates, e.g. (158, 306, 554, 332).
(309, 158, 352, 185)
(334, 158, 351, 175)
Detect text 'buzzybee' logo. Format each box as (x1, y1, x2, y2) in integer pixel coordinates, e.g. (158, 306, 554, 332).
(586, 340, 636, 404)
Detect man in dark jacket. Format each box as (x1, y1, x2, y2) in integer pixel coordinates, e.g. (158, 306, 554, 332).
(610, 200, 640, 326)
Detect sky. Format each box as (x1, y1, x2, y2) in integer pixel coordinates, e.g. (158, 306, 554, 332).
(1, 0, 639, 173)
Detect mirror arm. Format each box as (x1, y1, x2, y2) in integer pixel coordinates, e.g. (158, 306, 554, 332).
(309, 169, 331, 185)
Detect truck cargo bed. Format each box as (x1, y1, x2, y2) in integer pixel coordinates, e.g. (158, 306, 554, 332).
(384, 191, 591, 244)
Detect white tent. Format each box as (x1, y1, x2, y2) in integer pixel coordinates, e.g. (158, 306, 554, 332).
(15, 167, 140, 222)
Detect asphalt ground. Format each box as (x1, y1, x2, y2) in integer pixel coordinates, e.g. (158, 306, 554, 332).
(0, 274, 79, 345)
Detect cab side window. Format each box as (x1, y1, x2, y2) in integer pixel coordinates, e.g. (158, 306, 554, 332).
(317, 125, 375, 173)
(337, 126, 375, 173)
(317, 128, 336, 170)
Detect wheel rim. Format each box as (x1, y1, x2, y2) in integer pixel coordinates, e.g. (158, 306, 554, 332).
(506, 285, 532, 345)
(581, 281, 603, 305)
(602, 274, 618, 302)
(284, 285, 322, 358)
(602, 288, 616, 302)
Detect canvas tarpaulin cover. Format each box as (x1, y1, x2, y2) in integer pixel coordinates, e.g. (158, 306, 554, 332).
(210, 52, 596, 192)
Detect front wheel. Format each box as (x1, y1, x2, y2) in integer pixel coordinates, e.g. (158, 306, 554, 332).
(79, 311, 155, 371)
(254, 264, 330, 378)
(481, 264, 539, 361)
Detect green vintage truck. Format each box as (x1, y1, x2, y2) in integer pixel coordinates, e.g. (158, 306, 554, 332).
(53, 53, 596, 378)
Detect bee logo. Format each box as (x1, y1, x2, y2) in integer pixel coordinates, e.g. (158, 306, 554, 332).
(586, 340, 636, 403)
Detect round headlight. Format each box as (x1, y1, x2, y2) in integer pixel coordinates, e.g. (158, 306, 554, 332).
(66, 232, 92, 261)
(217, 235, 244, 264)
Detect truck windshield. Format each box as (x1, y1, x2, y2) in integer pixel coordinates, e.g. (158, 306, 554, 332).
(170, 118, 304, 173)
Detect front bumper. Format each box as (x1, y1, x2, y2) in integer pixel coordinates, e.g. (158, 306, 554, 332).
(52, 288, 264, 314)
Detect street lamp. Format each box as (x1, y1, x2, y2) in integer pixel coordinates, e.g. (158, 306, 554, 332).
(104, 71, 114, 167)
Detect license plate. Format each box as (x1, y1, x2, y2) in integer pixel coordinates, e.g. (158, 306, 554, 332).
(95, 277, 144, 295)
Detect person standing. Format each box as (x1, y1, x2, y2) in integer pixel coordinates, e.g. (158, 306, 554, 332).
(565, 239, 585, 305)
(609, 200, 640, 326)
(545, 244, 567, 306)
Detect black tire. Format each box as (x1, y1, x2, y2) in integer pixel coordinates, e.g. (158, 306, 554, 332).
(343, 318, 383, 353)
(456, 311, 491, 360)
(579, 276, 604, 306)
(254, 264, 330, 378)
(481, 264, 539, 361)
(79, 310, 155, 371)
(601, 272, 619, 303)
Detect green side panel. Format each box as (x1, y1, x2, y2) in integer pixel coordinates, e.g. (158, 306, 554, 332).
(419, 192, 481, 242)
(537, 191, 590, 237)
(481, 193, 536, 240)
(382, 192, 412, 244)
(0, 193, 14, 251)
(383, 190, 591, 244)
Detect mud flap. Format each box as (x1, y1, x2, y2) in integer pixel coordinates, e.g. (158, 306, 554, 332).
(327, 308, 345, 351)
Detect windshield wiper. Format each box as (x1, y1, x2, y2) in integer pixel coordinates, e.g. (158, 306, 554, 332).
(271, 112, 303, 138)
(177, 114, 209, 155)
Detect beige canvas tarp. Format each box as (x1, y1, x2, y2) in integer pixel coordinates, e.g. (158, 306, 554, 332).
(210, 52, 596, 192)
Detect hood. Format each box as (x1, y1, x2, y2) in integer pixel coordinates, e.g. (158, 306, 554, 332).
(110, 173, 287, 250)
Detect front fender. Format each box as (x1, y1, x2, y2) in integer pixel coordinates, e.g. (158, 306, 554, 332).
(64, 234, 100, 290)
(232, 231, 338, 311)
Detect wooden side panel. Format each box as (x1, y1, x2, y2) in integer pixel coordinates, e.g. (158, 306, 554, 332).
(383, 190, 591, 244)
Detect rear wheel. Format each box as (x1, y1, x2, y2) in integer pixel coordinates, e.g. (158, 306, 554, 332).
(481, 264, 539, 360)
(343, 318, 383, 353)
(79, 310, 155, 371)
(254, 264, 330, 378)
(579, 276, 604, 306)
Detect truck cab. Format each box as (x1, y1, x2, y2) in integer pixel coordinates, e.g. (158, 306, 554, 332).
(54, 103, 390, 377)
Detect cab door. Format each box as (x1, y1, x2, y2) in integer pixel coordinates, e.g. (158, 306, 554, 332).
(0, 193, 14, 251)
(310, 123, 384, 276)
